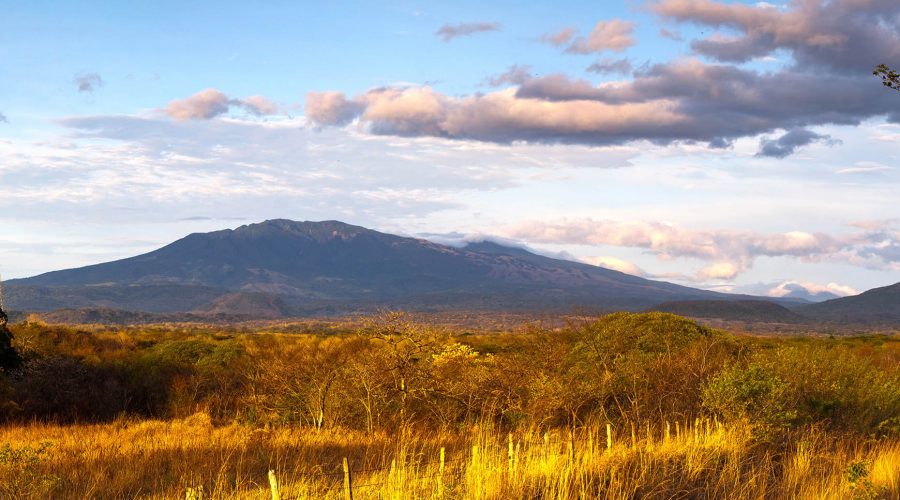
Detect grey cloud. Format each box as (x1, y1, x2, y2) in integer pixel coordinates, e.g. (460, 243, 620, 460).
(516, 74, 605, 101)
(435, 22, 500, 42)
(0, 112, 7, 123)
(483, 65, 533, 87)
(757, 128, 833, 158)
(513, 59, 900, 147)
(690, 34, 776, 62)
(75, 73, 103, 93)
(653, 0, 900, 73)
(586, 58, 633, 75)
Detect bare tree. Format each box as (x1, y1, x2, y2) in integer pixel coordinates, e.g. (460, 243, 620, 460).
(874, 64, 900, 92)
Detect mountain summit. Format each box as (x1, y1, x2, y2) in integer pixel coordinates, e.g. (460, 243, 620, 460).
(9, 219, 745, 315)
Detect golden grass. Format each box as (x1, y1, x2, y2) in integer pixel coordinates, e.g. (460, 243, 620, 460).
(1, 414, 897, 499)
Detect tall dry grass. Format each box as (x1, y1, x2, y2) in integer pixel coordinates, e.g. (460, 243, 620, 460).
(1, 413, 896, 499)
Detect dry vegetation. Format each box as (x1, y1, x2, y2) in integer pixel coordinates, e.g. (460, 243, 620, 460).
(1, 312, 898, 499)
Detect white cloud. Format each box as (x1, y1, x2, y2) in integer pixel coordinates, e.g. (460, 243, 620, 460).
(581, 256, 644, 276)
(767, 280, 858, 298)
(505, 218, 900, 281)
(836, 162, 893, 175)
(0, 114, 636, 225)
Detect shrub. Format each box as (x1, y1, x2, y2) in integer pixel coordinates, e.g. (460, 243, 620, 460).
(0, 442, 61, 498)
(702, 362, 797, 436)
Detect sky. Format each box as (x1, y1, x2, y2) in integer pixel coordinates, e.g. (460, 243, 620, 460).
(1, 0, 899, 300)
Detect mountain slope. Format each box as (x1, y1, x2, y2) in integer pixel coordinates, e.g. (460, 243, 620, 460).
(8, 219, 747, 314)
(797, 282, 900, 323)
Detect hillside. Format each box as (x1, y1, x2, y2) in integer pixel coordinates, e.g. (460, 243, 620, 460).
(6, 219, 744, 315)
(648, 300, 806, 323)
(798, 282, 900, 324)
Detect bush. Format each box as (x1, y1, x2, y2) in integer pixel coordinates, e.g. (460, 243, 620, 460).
(0, 442, 61, 498)
(11, 356, 129, 422)
(702, 362, 797, 436)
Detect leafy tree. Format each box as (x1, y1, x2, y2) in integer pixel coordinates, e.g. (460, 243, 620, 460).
(874, 64, 900, 92)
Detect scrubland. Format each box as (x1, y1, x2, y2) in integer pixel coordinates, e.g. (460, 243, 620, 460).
(1, 312, 898, 499)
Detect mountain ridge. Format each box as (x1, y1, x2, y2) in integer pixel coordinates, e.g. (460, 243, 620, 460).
(7, 219, 884, 319)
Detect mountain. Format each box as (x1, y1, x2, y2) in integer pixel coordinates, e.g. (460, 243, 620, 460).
(648, 300, 805, 323)
(797, 282, 900, 324)
(7, 219, 763, 316)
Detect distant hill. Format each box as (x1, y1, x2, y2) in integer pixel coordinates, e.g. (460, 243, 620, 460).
(797, 282, 900, 324)
(193, 292, 290, 319)
(648, 300, 806, 323)
(14, 308, 208, 325)
(6, 219, 758, 316)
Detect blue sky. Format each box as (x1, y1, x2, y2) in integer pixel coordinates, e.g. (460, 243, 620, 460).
(2, 0, 900, 300)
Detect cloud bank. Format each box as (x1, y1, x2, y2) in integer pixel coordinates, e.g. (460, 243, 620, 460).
(506, 218, 900, 281)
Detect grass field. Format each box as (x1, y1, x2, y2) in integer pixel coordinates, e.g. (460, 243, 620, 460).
(1, 312, 898, 498)
(2, 415, 897, 498)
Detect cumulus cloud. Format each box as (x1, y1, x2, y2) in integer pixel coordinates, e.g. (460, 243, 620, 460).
(305, 91, 366, 126)
(306, 85, 682, 143)
(756, 128, 834, 158)
(74, 73, 103, 93)
(652, 0, 900, 73)
(435, 22, 500, 41)
(483, 65, 533, 87)
(166, 89, 231, 120)
(165, 88, 279, 120)
(586, 58, 633, 75)
(540, 27, 576, 46)
(565, 20, 636, 54)
(504, 218, 900, 281)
